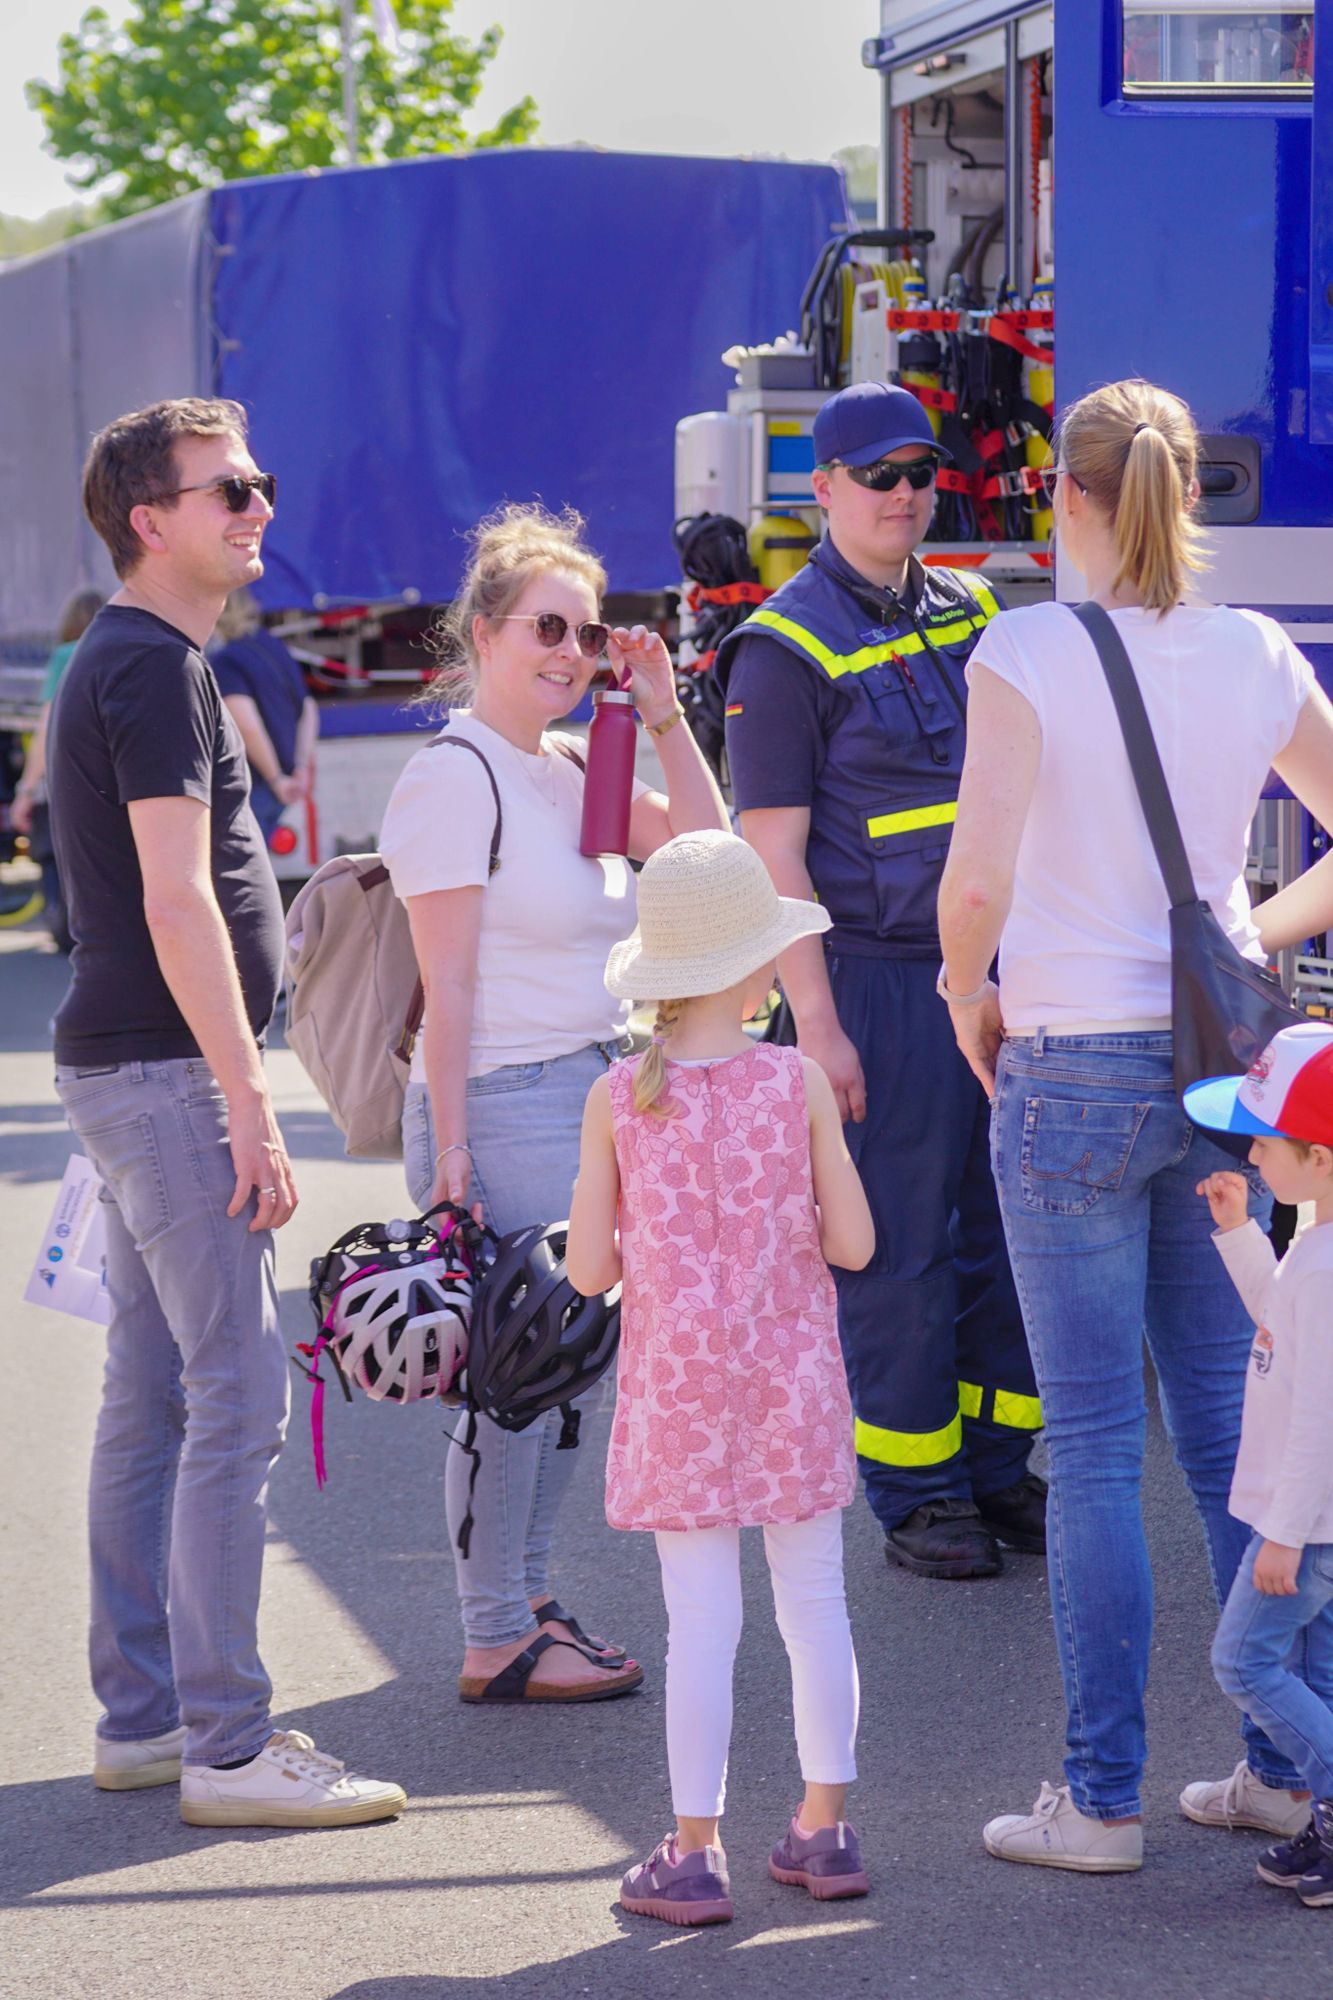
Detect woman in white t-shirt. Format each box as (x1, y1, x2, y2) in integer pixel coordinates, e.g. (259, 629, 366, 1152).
(379, 504, 727, 1706)
(937, 379, 1333, 1872)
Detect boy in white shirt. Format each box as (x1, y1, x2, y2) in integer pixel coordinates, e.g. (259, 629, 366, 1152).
(1186, 1023, 1333, 1910)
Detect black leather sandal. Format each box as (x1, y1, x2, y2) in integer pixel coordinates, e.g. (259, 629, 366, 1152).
(458, 1632, 644, 1705)
(530, 1597, 630, 1667)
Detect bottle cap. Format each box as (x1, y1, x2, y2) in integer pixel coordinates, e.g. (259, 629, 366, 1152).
(592, 687, 636, 708)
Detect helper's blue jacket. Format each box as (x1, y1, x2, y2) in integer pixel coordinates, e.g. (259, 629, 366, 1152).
(716, 537, 1001, 956)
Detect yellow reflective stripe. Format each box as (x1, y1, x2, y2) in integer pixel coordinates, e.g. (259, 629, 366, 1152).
(969, 578, 1002, 622)
(993, 1389, 1043, 1430)
(920, 614, 985, 648)
(745, 608, 926, 681)
(854, 1411, 962, 1467)
(957, 1381, 1043, 1429)
(866, 801, 958, 840)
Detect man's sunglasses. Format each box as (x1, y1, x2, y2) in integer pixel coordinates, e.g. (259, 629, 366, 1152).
(157, 472, 278, 513)
(826, 454, 940, 493)
(498, 612, 609, 659)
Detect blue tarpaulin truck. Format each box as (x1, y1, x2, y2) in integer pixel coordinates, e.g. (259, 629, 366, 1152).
(0, 147, 848, 876)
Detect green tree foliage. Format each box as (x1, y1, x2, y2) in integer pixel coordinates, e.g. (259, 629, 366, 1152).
(27, 0, 537, 222)
(0, 203, 105, 261)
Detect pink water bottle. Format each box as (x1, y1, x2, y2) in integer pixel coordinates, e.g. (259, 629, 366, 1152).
(579, 687, 637, 857)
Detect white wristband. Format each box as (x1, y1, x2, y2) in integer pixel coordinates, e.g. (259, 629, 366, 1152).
(935, 966, 995, 1007)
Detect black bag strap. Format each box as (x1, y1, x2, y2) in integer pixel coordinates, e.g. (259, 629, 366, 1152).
(1072, 601, 1199, 912)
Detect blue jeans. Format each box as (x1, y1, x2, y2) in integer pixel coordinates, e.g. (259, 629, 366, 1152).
(990, 1032, 1298, 1817)
(55, 1059, 289, 1768)
(1213, 1537, 1333, 1799)
(402, 1040, 622, 1648)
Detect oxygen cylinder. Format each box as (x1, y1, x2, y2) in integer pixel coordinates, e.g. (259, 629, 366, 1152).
(1025, 274, 1055, 542)
(748, 513, 817, 591)
(579, 689, 637, 858)
(898, 268, 943, 442)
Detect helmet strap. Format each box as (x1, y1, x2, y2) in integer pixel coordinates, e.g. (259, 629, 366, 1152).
(453, 1409, 482, 1559)
(555, 1404, 582, 1451)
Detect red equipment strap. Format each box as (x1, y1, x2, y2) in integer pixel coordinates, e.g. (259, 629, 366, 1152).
(888, 307, 961, 332)
(684, 584, 768, 604)
(988, 316, 1055, 364)
(903, 382, 958, 414)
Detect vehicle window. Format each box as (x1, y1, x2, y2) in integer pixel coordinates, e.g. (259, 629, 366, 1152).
(1124, 6, 1313, 95)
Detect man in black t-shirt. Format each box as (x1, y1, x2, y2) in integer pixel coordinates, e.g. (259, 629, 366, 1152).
(47, 399, 404, 1829)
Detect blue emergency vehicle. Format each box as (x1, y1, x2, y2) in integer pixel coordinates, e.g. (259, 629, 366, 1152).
(677, 0, 1330, 1001)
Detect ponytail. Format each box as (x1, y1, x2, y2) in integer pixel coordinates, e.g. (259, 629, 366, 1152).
(632, 998, 686, 1118)
(1059, 379, 1207, 614)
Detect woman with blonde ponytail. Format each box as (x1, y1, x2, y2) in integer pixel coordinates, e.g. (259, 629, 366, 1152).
(938, 378, 1333, 1871)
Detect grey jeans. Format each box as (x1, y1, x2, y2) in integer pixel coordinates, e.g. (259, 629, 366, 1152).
(403, 1041, 620, 1648)
(55, 1058, 289, 1767)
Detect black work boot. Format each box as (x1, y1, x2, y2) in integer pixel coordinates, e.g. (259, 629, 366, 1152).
(884, 1499, 1002, 1579)
(975, 1472, 1048, 1554)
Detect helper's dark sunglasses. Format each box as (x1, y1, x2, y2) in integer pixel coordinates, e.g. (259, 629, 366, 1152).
(498, 612, 609, 658)
(158, 472, 278, 512)
(826, 453, 940, 493)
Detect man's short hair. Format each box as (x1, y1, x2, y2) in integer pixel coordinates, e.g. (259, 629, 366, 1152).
(82, 397, 249, 579)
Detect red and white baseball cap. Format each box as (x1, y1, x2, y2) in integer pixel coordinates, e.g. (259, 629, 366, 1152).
(1184, 1021, 1333, 1147)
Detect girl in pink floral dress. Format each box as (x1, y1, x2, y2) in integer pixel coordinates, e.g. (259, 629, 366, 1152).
(567, 830, 875, 1927)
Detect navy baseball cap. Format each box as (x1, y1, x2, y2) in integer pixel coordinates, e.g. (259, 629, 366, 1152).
(813, 381, 951, 469)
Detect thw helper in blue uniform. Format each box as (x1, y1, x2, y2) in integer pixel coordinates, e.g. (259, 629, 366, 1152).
(718, 382, 1044, 1580)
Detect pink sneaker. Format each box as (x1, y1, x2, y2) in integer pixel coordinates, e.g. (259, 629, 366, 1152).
(769, 1815, 869, 1899)
(620, 1834, 733, 1925)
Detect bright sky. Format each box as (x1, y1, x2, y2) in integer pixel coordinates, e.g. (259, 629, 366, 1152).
(2, 0, 883, 219)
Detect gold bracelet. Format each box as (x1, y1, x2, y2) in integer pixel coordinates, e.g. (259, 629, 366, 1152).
(646, 705, 685, 739)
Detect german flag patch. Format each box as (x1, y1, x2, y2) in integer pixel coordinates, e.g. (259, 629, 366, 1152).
(725, 702, 744, 718)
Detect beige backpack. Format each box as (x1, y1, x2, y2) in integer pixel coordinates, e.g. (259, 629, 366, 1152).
(282, 737, 501, 1160)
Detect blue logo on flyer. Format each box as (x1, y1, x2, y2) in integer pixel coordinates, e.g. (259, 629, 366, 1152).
(47, 1246, 64, 1263)
(40, 1269, 56, 1288)
(55, 1223, 71, 1239)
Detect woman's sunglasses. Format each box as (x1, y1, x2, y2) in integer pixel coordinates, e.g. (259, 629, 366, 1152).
(827, 454, 940, 493)
(498, 612, 609, 659)
(1034, 465, 1088, 502)
(159, 472, 278, 513)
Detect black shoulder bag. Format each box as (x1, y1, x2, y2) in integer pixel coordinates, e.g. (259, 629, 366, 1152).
(1073, 602, 1302, 1141)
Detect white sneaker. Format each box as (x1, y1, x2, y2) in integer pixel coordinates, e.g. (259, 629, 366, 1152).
(983, 1780, 1143, 1873)
(1179, 1759, 1311, 1836)
(179, 1729, 407, 1828)
(93, 1724, 187, 1791)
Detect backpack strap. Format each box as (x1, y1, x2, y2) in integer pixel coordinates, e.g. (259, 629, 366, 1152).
(434, 734, 504, 877)
(391, 734, 505, 1064)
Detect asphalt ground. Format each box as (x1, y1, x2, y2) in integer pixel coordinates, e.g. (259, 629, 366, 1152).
(0, 921, 1325, 2000)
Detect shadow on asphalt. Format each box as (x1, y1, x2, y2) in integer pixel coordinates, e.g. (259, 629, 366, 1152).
(4, 931, 1325, 1998)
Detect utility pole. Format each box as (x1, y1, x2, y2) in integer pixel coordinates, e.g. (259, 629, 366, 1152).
(341, 0, 359, 165)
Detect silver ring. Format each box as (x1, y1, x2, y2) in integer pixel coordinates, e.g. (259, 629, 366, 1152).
(259, 1186, 277, 1196)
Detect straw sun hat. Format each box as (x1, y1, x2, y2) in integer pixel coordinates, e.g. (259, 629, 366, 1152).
(604, 829, 830, 1000)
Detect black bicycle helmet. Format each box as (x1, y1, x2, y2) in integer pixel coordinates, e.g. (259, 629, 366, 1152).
(463, 1221, 621, 1432)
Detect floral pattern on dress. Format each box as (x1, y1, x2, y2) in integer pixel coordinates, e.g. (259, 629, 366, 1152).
(604, 1043, 855, 1532)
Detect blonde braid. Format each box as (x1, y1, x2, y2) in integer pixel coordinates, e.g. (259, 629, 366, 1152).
(632, 998, 686, 1117)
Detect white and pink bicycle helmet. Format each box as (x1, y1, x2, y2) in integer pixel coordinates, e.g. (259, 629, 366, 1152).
(327, 1254, 471, 1404)
(306, 1210, 491, 1407)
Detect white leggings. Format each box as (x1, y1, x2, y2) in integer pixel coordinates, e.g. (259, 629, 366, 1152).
(654, 1509, 859, 1819)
